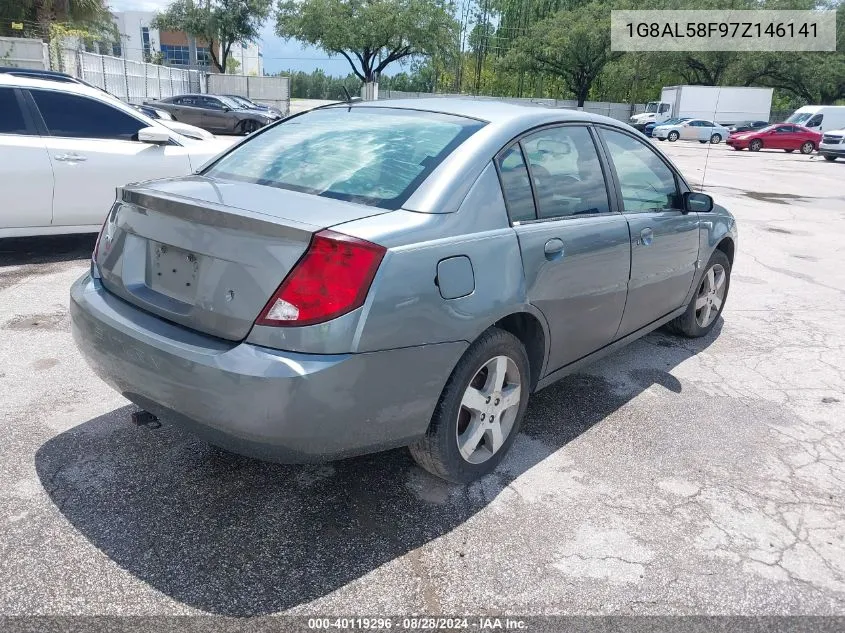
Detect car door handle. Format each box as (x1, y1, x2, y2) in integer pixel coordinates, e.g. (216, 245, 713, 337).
(54, 153, 87, 162)
(544, 238, 565, 260)
(638, 228, 654, 246)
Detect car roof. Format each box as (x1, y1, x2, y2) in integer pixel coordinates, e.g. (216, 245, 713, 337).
(334, 97, 619, 126)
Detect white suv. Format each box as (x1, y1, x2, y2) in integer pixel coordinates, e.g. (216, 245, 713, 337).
(0, 75, 236, 238)
(819, 129, 845, 162)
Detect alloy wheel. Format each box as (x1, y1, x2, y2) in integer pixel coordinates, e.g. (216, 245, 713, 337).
(800, 141, 814, 154)
(695, 264, 727, 328)
(456, 355, 522, 464)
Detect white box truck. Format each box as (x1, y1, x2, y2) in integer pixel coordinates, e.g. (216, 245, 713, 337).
(630, 85, 773, 130)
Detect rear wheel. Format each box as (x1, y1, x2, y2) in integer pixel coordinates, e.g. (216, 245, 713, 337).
(800, 141, 815, 155)
(785, 149, 794, 153)
(824, 155, 838, 161)
(749, 139, 763, 152)
(710, 133, 722, 144)
(667, 131, 679, 142)
(699, 140, 707, 144)
(409, 328, 530, 483)
(666, 250, 731, 338)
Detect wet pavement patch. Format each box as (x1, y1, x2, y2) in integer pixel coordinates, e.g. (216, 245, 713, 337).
(3, 312, 68, 332)
(744, 192, 809, 205)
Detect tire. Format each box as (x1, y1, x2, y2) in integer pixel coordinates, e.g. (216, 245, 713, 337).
(667, 131, 679, 142)
(409, 328, 530, 483)
(824, 155, 837, 161)
(666, 250, 731, 338)
(710, 133, 722, 144)
(732, 146, 742, 151)
(800, 141, 815, 155)
(749, 139, 763, 152)
(785, 149, 794, 153)
(656, 137, 665, 141)
(699, 140, 707, 144)
(240, 120, 259, 135)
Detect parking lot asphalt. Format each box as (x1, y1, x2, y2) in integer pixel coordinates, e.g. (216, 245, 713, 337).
(0, 141, 843, 616)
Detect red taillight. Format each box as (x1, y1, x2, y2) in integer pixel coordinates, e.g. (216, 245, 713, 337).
(256, 230, 386, 327)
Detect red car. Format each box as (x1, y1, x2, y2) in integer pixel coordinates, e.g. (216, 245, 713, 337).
(727, 123, 821, 154)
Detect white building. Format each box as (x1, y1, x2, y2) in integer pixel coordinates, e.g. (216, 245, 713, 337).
(110, 10, 263, 75)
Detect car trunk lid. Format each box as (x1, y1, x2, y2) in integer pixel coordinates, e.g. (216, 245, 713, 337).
(95, 176, 390, 341)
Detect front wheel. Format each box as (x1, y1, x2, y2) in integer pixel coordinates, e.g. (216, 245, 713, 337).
(785, 149, 794, 153)
(800, 141, 815, 155)
(749, 139, 763, 152)
(667, 131, 679, 142)
(409, 328, 530, 483)
(240, 120, 259, 135)
(666, 250, 731, 338)
(710, 133, 722, 144)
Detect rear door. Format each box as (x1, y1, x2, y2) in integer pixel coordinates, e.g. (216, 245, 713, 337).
(597, 126, 700, 338)
(26, 88, 193, 229)
(497, 124, 631, 374)
(0, 86, 54, 230)
(170, 96, 204, 127)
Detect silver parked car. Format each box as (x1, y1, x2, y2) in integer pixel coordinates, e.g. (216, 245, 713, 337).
(653, 119, 731, 144)
(71, 99, 737, 483)
(148, 94, 275, 135)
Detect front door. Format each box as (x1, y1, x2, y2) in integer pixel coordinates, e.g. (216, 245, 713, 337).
(497, 125, 631, 374)
(597, 127, 701, 338)
(199, 96, 231, 133)
(26, 88, 193, 228)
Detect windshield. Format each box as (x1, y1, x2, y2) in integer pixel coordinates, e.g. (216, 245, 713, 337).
(219, 96, 243, 109)
(645, 102, 660, 113)
(228, 96, 252, 108)
(787, 112, 812, 124)
(205, 106, 485, 209)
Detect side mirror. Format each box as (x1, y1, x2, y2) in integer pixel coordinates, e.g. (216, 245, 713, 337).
(222, 106, 231, 112)
(684, 191, 713, 213)
(137, 126, 172, 145)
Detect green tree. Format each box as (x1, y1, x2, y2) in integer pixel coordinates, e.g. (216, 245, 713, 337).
(275, 0, 458, 82)
(153, 0, 272, 73)
(508, 2, 619, 106)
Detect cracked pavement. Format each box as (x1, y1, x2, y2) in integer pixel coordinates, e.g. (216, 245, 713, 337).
(0, 141, 843, 616)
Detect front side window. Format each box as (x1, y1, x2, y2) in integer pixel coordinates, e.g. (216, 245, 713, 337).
(807, 114, 823, 128)
(0, 88, 29, 135)
(200, 96, 224, 109)
(30, 90, 144, 141)
(520, 126, 610, 219)
(205, 107, 485, 209)
(659, 103, 670, 113)
(601, 128, 682, 213)
(496, 145, 535, 223)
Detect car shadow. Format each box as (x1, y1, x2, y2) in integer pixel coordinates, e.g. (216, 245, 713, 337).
(35, 321, 721, 615)
(0, 234, 96, 267)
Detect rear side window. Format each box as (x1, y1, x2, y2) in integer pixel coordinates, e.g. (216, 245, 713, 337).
(30, 90, 144, 141)
(496, 145, 536, 222)
(0, 88, 29, 135)
(205, 107, 485, 209)
(520, 126, 610, 218)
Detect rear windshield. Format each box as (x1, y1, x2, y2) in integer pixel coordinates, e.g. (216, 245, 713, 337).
(204, 106, 485, 209)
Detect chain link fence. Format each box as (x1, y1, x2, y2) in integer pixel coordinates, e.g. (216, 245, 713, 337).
(55, 48, 205, 103)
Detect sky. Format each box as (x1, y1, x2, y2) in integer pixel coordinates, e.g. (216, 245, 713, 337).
(108, 0, 368, 76)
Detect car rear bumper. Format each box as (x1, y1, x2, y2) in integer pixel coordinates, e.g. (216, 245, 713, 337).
(70, 273, 465, 462)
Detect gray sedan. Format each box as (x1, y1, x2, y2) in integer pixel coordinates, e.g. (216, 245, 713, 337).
(71, 100, 737, 483)
(148, 94, 275, 134)
(653, 118, 731, 144)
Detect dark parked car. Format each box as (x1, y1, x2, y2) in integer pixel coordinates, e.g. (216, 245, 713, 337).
(147, 94, 274, 134)
(71, 99, 737, 483)
(727, 120, 769, 134)
(726, 123, 821, 153)
(224, 94, 283, 118)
